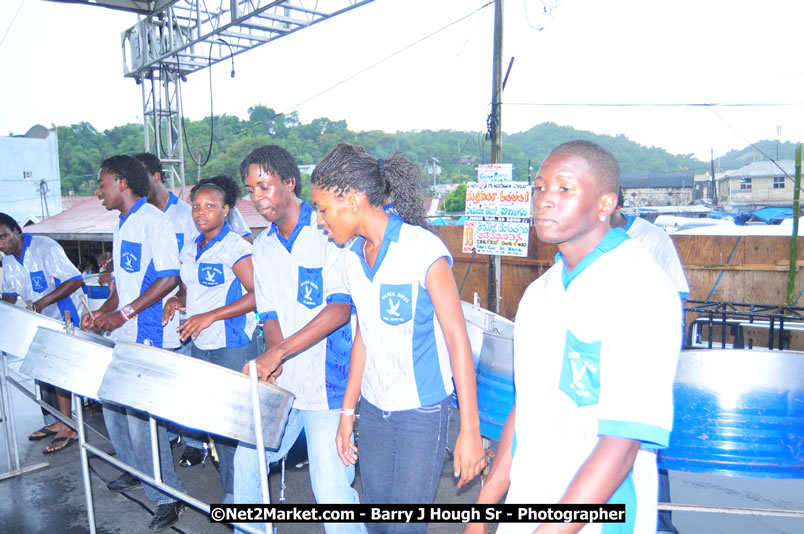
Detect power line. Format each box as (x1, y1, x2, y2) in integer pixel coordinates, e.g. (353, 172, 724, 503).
(189, 1, 495, 148)
(505, 102, 804, 107)
(0, 0, 26, 50)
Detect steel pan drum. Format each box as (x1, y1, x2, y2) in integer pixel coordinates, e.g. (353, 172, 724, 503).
(82, 273, 111, 311)
(20, 326, 115, 399)
(461, 302, 515, 441)
(97, 342, 294, 448)
(658, 349, 804, 478)
(0, 301, 65, 358)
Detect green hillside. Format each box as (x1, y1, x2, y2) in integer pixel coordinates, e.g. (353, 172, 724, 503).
(55, 107, 710, 197)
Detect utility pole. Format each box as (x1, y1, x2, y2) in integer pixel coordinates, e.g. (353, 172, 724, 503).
(710, 148, 718, 206)
(488, 0, 504, 314)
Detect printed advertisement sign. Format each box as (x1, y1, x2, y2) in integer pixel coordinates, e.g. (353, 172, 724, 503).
(462, 169, 532, 257)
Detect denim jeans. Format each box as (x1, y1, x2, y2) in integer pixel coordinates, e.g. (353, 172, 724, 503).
(39, 380, 59, 425)
(358, 396, 451, 534)
(101, 403, 185, 504)
(657, 468, 678, 533)
(233, 408, 365, 534)
(185, 337, 259, 503)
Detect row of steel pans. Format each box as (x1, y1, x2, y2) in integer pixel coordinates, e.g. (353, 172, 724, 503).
(0, 301, 293, 448)
(4, 298, 803, 478)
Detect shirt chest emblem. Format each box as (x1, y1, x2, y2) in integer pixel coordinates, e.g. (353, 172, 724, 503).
(120, 240, 142, 273)
(198, 263, 224, 286)
(297, 266, 323, 309)
(29, 270, 48, 293)
(380, 283, 412, 325)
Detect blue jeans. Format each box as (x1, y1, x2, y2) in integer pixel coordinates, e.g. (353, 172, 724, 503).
(102, 403, 185, 505)
(186, 338, 259, 503)
(358, 396, 451, 534)
(233, 408, 364, 534)
(39, 380, 59, 425)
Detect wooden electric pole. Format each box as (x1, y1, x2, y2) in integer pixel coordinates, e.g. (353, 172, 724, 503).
(488, 0, 503, 314)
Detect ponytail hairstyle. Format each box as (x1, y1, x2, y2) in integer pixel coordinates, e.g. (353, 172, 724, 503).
(191, 174, 241, 210)
(311, 143, 430, 230)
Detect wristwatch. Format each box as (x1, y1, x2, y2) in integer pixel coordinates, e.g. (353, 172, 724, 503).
(120, 304, 135, 321)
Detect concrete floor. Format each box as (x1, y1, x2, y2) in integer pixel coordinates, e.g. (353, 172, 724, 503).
(2, 354, 803, 534)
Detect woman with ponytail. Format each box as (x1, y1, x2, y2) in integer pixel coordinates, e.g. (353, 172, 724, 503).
(311, 143, 485, 529)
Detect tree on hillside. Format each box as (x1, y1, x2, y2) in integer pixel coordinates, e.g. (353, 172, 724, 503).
(443, 184, 467, 213)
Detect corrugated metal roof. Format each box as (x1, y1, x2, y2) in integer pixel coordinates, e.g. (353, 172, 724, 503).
(27, 194, 266, 242)
(621, 172, 694, 189)
(720, 160, 795, 179)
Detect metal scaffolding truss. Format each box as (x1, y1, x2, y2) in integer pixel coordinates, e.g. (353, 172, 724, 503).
(48, 1, 373, 190)
(119, 1, 375, 81)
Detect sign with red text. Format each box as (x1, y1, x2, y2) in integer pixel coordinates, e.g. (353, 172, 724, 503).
(462, 175, 532, 257)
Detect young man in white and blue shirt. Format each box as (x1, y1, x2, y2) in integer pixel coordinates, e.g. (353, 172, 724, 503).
(0, 211, 86, 453)
(233, 145, 364, 534)
(81, 154, 186, 532)
(468, 141, 680, 534)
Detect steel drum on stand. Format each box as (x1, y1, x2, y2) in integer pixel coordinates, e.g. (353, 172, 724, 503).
(98, 341, 294, 447)
(461, 301, 515, 441)
(658, 348, 804, 478)
(20, 326, 115, 399)
(0, 301, 67, 358)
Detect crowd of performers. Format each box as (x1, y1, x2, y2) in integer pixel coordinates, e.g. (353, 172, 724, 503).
(0, 140, 687, 534)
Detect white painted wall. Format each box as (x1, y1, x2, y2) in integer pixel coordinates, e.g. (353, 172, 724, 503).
(0, 128, 62, 225)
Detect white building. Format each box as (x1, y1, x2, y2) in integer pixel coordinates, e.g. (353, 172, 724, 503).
(0, 125, 62, 224)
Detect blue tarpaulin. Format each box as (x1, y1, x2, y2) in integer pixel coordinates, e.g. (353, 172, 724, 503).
(748, 207, 793, 225)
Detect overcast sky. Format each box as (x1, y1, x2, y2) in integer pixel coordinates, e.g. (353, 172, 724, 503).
(1, 0, 802, 162)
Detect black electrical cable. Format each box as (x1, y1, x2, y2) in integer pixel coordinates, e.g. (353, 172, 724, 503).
(181, 39, 236, 167)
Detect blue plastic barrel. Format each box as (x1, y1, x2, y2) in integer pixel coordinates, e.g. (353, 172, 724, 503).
(658, 349, 804, 478)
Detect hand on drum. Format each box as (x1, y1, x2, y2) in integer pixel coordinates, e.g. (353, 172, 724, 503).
(453, 428, 486, 488)
(80, 312, 96, 332)
(92, 310, 126, 332)
(176, 311, 215, 341)
(242, 349, 283, 384)
(336, 415, 358, 466)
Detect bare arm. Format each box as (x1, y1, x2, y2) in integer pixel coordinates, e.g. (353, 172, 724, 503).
(177, 256, 257, 341)
(427, 256, 485, 488)
(93, 276, 179, 332)
(464, 404, 516, 534)
(535, 436, 641, 534)
(336, 323, 366, 466)
(249, 302, 351, 382)
(33, 279, 84, 313)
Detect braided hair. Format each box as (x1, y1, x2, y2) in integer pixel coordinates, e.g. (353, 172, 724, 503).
(310, 143, 430, 229)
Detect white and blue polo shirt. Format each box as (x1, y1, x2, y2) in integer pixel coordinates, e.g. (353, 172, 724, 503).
(162, 192, 198, 255)
(180, 222, 255, 350)
(500, 229, 680, 534)
(112, 197, 181, 348)
(253, 200, 353, 411)
(1, 234, 85, 326)
(623, 214, 689, 299)
(342, 213, 454, 412)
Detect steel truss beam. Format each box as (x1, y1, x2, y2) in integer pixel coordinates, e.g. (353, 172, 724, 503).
(121, 1, 374, 81)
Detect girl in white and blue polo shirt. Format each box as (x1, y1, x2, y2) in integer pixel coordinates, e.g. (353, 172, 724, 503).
(162, 175, 257, 504)
(311, 143, 485, 529)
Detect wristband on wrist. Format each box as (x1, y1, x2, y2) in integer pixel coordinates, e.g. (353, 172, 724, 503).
(120, 304, 135, 322)
(340, 408, 355, 417)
